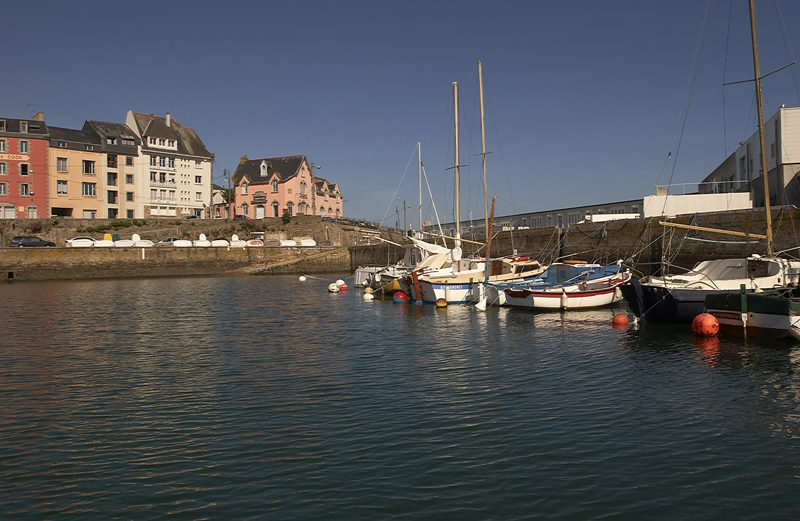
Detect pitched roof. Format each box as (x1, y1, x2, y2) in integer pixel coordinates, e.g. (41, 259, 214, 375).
(232, 155, 307, 185)
(0, 117, 49, 136)
(48, 126, 98, 144)
(84, 120, 140, 143)
(128, 112, 213, 159)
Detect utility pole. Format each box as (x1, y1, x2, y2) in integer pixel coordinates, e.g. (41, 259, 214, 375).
(310, 161, 316, 216)
(225, 168, 233, 220)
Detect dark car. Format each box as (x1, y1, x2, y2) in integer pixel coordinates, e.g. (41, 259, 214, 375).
(233, 214, 249, 220)
(10, 236, 56, 247)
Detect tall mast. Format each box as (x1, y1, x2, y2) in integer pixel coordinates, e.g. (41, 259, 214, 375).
(418, 141, 423, 234)
(749, 0, 774, 255)
(478, 60, 488, 256)
(453, 81, 461, 245)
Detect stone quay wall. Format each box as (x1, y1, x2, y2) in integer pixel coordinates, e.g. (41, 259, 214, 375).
(0, 246, 351, 282)
(352, 207, 800, 276)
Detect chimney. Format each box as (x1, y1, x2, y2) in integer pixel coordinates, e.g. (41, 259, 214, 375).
(166, 112, 171, 127)
(240, 155, 249, 164)
(32, 111, 44, 121)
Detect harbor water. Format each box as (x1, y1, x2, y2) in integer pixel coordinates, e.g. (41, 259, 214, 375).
(1, 275, 799, 520)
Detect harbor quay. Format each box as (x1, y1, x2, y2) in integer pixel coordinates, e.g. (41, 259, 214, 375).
(1, 207, 798, 281)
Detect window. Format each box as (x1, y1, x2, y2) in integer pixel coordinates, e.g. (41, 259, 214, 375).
(195, 160, 201, 168)
(107, 173, 118, 186)
(126, 191, 134, 201)
(106, 137, 117, 145)
(57, 180, 68, 194)
(0, 183, 6, 195)
(195, 175, 202, 184)
(0, 139, 5, 152)
(125, 174, 133, 184)
(168, 157, 174, 168)
(121, 139, 134, 147)
(126, 210, 134, 218)
(195, 192, 202, 201)
(107, 154, 117, 168)
(261, 163, 268, 177)
(26, 206, 37, 219)
(125, 156, 133, 166)
(19, 183, 29, 196)
(57, 141, 66, 148)
(241, 203, 248, 216)
(83, 161, 95, 174)
(19, 163, 29, 176)
(83, 209, 96, 219)
(150, 189, 157, 200)
(81, 182, 96, 196)
(149, 137, 156, 145)
(158, 138, 165, 146)
(300, 182, 306, 195)
(0, 120, 5, 131)
(272, 180, 278, 192)
(108, 191, 118, 204)
(19, 140, 29, 153)
(20, 121, 28, 133)
(287, 202, 293, 216)
(242, 182, 248, 195)
(108, 208, 118, 219)
(168, 139, 175, 147)
(273, 201, 279, 217)
(84, 144, 93, 151)
(159, 157, 166, 167)
(0, 163, 6, 175)
(57, 157, 67, 172)
(150, 155, 156, 167)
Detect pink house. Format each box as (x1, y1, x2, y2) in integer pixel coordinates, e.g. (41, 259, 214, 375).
(232, 155, 343, 219)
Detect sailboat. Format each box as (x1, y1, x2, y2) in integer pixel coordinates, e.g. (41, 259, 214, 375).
(415, 60, 545, 304)
(621, 0, 800, 323)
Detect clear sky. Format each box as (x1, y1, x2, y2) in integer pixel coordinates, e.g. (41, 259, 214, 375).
(3, 0, 800, 227)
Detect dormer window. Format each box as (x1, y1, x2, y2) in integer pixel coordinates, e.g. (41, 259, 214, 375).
(167, 139, 175, 147)
(272, 180, 278, 192)
(20, 121, 28, 133)
(260, 162, 268, 177)
(149, 137, 156, 145)
(242, 182, 248, 195)
(158, 138, 165, 146)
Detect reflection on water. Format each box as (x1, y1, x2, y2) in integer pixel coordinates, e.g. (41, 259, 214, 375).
(1, 276, 799, 520)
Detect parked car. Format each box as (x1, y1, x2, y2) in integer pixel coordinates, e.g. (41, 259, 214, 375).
(10, 236, 56, 247)
(157, 237, 180, 246)
(233, 214, 249, 221)
(183, 215, 199, 220)
(65, 236, 96, 247)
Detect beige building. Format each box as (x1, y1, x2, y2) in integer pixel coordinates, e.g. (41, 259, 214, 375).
(125, 111, 214, 218)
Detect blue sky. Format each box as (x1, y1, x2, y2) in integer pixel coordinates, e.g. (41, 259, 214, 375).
(3, 0, 800, 227)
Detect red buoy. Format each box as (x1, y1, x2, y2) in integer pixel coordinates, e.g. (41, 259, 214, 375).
(692, 313, 719, 336)
(393, 291, 409, 303)
(339, 283, 348, 292)
(612, 314, 629, 329)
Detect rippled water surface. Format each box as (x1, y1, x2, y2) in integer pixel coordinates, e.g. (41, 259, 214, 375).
(1, 275, 799, 520)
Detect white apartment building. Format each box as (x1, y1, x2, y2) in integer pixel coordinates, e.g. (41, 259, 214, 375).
(124, 111, 214, 218)
(702, 106, 800, 206)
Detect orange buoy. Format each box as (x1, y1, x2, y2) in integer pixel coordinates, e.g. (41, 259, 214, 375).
(692, 313, 719, 336)
(612, 314, 629, 329)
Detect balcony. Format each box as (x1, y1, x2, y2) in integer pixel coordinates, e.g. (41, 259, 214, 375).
(149, 180, 177, 189)
(150, 198, 177, 205)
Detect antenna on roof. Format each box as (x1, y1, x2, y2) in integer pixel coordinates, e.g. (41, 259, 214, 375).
(26, 103, 39, 117)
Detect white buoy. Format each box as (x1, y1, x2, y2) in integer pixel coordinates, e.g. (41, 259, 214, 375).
(363, 293, 374, 301)
(328, 282, 340, 293)
(299, 275, 307, 282)
(336, 279, 345, 286)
